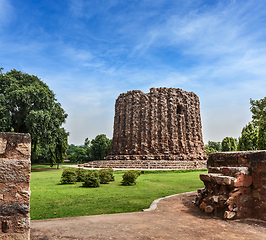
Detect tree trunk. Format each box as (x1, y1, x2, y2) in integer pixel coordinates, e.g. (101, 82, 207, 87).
(31, 139, 38, 163)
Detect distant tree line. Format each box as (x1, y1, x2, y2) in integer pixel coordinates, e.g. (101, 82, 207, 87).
(66, 134, 112, 163)
(205, 96, 266, 154)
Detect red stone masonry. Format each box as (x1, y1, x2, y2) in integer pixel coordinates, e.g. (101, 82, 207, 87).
(196, 151, 266, 221)
(68, 87, 209, 170)
(106, 87, 206, 162)
(0, 132, 31, 240)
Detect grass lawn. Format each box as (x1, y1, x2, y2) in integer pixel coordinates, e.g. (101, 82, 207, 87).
(30, 168, 207, 220)
(31, 163, 74, 169)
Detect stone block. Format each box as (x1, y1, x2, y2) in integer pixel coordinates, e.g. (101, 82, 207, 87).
(200, 174, 212, 182)
(0, 160, 30, 183)
(224, 211, 236, 219)
(0, 133, 31, 160)
(213, 175, 234, 186)
(0, 132, 31, 240)
(252, 189, 261, 200)
(205, 205, 214, 213)
(234, 173, 252, 187)
(0, 138, 7, 154)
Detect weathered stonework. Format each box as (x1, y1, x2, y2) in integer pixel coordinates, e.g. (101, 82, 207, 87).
(80, 159, 206, 170)
(103, 87, 206, 169)
(0, 132, 31, 240)
(195, 151, 266, 221)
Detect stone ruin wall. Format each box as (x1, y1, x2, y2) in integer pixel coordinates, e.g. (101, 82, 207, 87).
(0, 132, 31, 240)
(196, 151, 266, 221)
(105, 87, 206, 165)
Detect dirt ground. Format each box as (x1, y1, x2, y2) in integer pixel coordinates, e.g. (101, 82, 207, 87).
(30, 192, 266, 240)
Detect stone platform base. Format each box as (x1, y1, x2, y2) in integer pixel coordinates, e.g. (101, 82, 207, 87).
(79, 159, 207, 170)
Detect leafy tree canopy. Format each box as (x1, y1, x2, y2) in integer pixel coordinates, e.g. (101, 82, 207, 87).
(237, 122, 258, 151)
(221, 137, 237, 152)
(207, 141, 221, 152)
(205, 145, 218, 155)
(250, 97, 266, 150)
(90, 134, 112, 160)
(0, 69, 68, 160)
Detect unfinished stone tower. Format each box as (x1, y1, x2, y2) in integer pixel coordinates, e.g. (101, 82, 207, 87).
(106, 87, 206, 165)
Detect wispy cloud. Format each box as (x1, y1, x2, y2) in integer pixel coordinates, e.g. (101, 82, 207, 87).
(2, 0, 266, 144)
(0, 0, 14, 29)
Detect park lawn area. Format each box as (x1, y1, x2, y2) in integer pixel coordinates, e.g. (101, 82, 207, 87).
(30, 168, 207, 220)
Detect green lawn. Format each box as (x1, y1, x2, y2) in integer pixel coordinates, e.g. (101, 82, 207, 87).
(30, 168, 207, 220)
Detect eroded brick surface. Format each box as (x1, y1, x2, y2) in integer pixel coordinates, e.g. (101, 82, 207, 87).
(196, 151, 266, 221)
(0, 132, 31, 240)
(82, 88, 207, 169)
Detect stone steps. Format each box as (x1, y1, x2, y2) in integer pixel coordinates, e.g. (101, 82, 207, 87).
(79, 159, 207, 169)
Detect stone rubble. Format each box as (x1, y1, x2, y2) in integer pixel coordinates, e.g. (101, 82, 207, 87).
(195, 151, 266, 221)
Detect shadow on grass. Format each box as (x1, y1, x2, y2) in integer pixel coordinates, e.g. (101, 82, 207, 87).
(31, 168, 60, 172)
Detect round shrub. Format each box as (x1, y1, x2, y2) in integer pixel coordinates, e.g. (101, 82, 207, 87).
(75, 168, 87, 182)
(121, 170, 140, 186)
(107, 168, 115, 181)
(82, 171, 100, 188)
(60, 168, 77, 184)
(99, 168, 115, 184)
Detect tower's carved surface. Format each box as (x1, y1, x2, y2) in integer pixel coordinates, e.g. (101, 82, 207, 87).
(106, 87, 206, 161)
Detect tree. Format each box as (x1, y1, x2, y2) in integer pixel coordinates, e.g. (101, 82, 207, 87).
(221, 137, 237, 152)
(205, 145, 218, 155)
(90, 134, 112, 160)
(207, 141, 221, 152)
(49, 128, 69, 168)
(0, 69, 68, 161)
(237, 122, 258, 151)
(258, 126, 266, 150)
(68, 147, 88, 163)
(250, 97, 266, 149)
(66, 144, 77, 156)
(84, 137, 90, 146)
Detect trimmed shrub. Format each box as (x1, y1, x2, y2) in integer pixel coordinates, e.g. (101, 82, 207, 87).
(107, 168, 115, 181)
(60, 168, 77, 184)
(82, 171, 100, 188)
(121, 170, 140, 186)
(75, 168, 87, 182)
(99, 168, 115, 184)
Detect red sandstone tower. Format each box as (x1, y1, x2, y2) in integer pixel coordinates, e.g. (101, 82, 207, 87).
(106, 87, 207, 162)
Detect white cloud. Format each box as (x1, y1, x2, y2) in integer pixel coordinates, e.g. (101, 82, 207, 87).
(68, 0, 119, 18)
(64, 47, 94, 62)
(0, 0, 13, 28)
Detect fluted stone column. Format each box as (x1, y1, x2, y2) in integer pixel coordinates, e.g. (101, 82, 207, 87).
(106, 87, 206, 162)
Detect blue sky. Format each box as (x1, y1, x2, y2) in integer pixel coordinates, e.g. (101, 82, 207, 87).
(1, 0, 266, 145)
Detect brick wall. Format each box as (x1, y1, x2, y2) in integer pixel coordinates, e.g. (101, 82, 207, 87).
(196, 151, 266, 220)
(106, 87, 206, 164)
(0, 132, 31, 240)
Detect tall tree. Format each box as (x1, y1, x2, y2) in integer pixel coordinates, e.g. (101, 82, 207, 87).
(49, 128, 69, 168)
(90, 134, 112, 160)
(221, 137, 237, 152)
(207, 141, 221, 152)
(237, 122, 258, 151)
(0, 69, 68, 160)
(68, 147, 88, 163)
(204, 145, 218, 155)
(250, 97, 266, 150)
